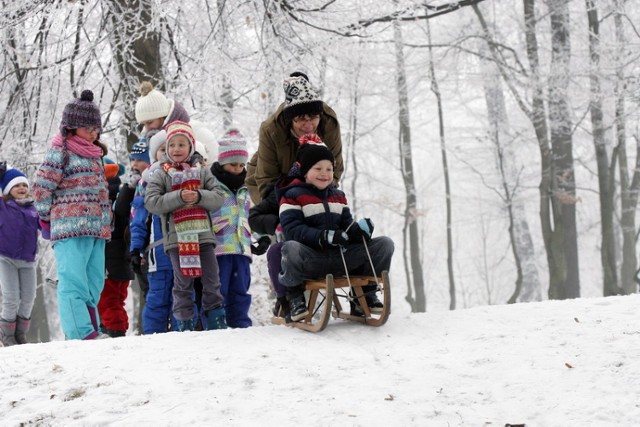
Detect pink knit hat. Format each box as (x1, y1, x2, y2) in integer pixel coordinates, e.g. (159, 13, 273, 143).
(217, 129, 249, 165)
(165, 121, 195, 162)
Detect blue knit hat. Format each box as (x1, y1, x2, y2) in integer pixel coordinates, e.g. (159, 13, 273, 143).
(1, 168, 29, 195)
(130, 138, 151, 164)
(60, 90, 102, 136)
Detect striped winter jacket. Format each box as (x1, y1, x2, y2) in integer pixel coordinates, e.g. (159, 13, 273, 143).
(33, 138, 111, 242)
(277, 177, 353, 250)
(210, 180, 252, 258)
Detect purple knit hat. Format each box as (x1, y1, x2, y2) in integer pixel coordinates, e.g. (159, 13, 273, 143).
(60, 90, 102, 136)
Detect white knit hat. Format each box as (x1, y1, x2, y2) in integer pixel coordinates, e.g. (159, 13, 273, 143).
(149, 130, 166, 162)
(135, 81, 172, 123)
(195, 141, 209, 163)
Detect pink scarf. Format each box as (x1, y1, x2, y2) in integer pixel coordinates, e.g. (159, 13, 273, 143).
(51, 133, 103, 158)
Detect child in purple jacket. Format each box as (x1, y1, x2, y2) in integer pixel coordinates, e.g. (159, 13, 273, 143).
(0, 165, 40, 346)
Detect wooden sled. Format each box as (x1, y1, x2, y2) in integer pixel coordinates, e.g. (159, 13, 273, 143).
(271, 270, 390, 332)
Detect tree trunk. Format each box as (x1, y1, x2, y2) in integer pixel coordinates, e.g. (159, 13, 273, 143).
(613, 1, 640, 294)
(393, 16, 426, 312)
(478, 42, 541, 303)
(425, 17, 455, 309)
(29, 265, 51, 343)
(585, 1, 620, 296)
(547, 0, 580, 299)
(105, 0, 163, 149)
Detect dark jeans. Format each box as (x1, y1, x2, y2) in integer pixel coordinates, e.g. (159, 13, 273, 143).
(279, 236, 394, 288)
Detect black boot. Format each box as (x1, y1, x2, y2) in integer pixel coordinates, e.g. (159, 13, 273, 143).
(287, 286, 308, 322)
(350, 284, 384, 316)
(273, 296, 291, 320)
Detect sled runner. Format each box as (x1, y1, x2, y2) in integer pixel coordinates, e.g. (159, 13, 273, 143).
(271, 271, 390, 332)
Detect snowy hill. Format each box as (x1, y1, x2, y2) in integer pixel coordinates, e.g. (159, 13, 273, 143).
(1, 294, 639, 426)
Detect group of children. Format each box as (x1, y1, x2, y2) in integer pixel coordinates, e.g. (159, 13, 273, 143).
(0, 76, 394, 345)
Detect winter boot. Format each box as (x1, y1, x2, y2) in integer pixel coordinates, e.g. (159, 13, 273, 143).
(273, 296, 291, 320)
(15, 317, 31, 344)
(0, 318, 17, 347)
(363, 283, 384, 314)
(205, 307, 228, 330)
(87, 306, 99, 332)
(287, 286, 308, 322)
(176, 319, 195, 332)
(101, 327, 126, 338)
(350, 284, 384, 316)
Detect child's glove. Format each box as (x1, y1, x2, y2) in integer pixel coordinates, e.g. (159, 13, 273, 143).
(357, 218, 374, 239)
(320, 229, 349, 247)
(124, 172, 142, 189)
(251, 236, 271, 256)
(39, 220, 51, 240)
(129, 249, 144, 274)
(347, 218, 374, 243)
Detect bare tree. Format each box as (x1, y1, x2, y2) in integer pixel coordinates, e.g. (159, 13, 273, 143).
(424, 17, 456, 309)
(477, 39, 541, 303)
(546, 0, 580, 299)
(393, 14, 426, 312)
(612, 1, 640, 294)
(475, 1, 580, 299)
(104, 0, 163, 148)
(585, 0, 620, 296)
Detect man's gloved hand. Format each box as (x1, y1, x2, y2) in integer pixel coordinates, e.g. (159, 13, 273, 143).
(320, 229, 349, 248)
(251, 236, 271, 256)
(0, 161, 6, 180)
(129, 249, 144, 274)
(39, 220, 51, 240)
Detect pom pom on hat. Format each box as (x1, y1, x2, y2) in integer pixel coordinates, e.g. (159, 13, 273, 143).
(282, 74, 323, 122)
(296, 133, 335, 177)
(165, 121, 195, 162)
(103, 157, 125, 179)
(217, 129, 249, 165)
(1, 168, 29, 195)
(130, 137, 151, 164)
(135, 81, 171, 124)
(60, 89, 102, 136)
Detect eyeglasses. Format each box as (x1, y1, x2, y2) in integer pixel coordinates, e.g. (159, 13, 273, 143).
(80, 126, 100, 134)
(293, 114, 320, 124)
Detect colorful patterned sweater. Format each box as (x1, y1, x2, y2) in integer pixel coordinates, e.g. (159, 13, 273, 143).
(210, 179, 252, 258)
(32, 137, 111, 242)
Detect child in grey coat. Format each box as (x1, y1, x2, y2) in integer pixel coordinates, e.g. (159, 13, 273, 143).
(144, 121, 227, 331)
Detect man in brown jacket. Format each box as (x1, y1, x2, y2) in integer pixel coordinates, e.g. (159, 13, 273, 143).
(245, 72, 344, 204)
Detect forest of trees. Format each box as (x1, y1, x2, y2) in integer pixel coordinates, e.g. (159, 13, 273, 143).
(1, 0, 639, 340)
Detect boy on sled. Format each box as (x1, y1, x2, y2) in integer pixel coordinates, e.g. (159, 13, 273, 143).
(277, 134, 395, 321)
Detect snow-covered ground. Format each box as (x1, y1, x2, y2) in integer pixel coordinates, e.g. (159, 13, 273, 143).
(1, 292, 639, 426)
